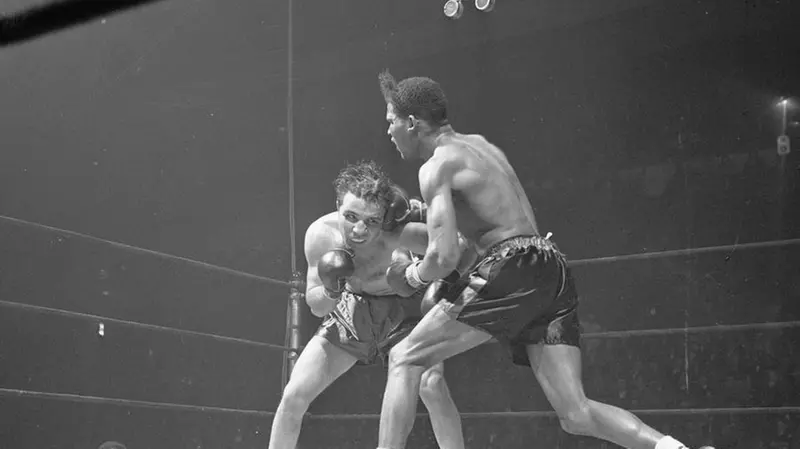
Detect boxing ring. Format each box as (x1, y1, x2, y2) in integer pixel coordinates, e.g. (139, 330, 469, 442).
(2, 1, 799, 448)
(2, 215, 798, 448)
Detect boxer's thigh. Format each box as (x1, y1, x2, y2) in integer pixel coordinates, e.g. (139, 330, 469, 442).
(456, 246, 566, 339)
(391, 303, 492, 369)
(507, 261, 581, 366)
(283, 336, 359, 402)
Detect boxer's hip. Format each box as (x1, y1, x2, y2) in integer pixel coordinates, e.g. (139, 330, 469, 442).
(435, 233, 577, 331)
(316, 290, 422, 365)
(321, 290, 420, 343)
(473, 234, 568, 289)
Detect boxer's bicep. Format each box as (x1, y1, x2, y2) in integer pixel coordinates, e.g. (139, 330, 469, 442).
(303, 221, 335, 294)
(305, 265, 322, 293)
(419, 159, 460, 267)
(426, 186, 459, 262)
(396, 222, 429, 255)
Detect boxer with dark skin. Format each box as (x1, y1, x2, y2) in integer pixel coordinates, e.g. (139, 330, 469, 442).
(268, 161, 470, 449)
(375, 71, 714, 449)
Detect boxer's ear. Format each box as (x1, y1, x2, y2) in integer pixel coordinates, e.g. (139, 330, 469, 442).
(407, 114, 418, 130)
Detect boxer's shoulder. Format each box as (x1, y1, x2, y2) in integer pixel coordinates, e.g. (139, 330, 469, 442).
(461, 132, 490, 144)
(304, 212, 345, 255)
(389, 223, 428, 255)
(419, 148, 467, 194)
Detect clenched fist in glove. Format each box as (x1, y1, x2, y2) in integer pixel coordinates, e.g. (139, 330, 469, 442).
(382, 184, 427, 232)
(317, 248, 355, 299)
(420, 234, 477, 315)
(385, 248, 428, 297)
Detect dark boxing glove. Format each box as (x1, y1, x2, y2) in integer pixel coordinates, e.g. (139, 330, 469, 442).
(420, 270, 461, 315)
(382, 184, 427, 232)
(385, 249, 428, 297)
(317, 248, 355, 299)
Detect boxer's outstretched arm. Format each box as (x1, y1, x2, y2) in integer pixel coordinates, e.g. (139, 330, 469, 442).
(303, 221, 341, 317)
(416, 153, 462, 282)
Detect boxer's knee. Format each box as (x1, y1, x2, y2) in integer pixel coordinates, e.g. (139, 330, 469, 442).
(388, 340, 438, 371)
(388, 339, 419, 368)
(387, 340, 409, 368)
(418, 367, 449, 405)
(554, 399, 594, 436)
(277, 382, 314, 418)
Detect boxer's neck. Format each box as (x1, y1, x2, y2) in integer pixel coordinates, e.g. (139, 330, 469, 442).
(418, 125, 455, 160)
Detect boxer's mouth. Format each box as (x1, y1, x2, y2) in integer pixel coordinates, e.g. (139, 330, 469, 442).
(349, 236, 366, 244)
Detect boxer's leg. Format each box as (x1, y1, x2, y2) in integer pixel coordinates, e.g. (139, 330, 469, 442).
(378, 299, 465, 449)
(378, 304, 492, 449)
(526, 343, 688, 449)
(269, 336, 358, 449)
(419, 362, 464, 449)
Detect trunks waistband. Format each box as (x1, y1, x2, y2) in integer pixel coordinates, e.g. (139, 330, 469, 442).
(483, 233, 568, 297)
(340, 289, 422, 302)
(484, 233, 561, 259)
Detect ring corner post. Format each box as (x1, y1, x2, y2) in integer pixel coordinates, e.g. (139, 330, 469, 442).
(283, 271, 305, 389)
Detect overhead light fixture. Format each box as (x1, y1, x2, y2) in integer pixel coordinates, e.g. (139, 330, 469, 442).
(475, 0, 495, 12)
(443, 0, 464, 19)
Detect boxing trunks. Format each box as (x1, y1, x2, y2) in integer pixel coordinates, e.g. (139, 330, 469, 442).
(433, 234, 580, 366)
(315, 290, 422, 365)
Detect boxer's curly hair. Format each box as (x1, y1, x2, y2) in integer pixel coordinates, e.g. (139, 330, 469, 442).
(378, 69, 449, 126)
(333, 160, 394, 212)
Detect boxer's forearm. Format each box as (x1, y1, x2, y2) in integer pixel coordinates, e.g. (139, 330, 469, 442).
(418, 247, 460, 282)
(417, 189, 461, 281)
(305, 286, 339, 317)
(417, 232, 464, 281)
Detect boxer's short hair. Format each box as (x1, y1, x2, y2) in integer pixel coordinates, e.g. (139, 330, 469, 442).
(379, 69, 448, 126)
(334, 160, 393, 211)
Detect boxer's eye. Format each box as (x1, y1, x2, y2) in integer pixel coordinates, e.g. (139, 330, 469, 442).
(344, 213, 358, 223)
(367, 218, 381, 226)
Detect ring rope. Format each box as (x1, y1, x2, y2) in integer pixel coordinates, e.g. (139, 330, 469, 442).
(570, 238, 800, 267)
(0, 299, 295, 353)
(583, 320, 800, 339)
(0, 388, 274, 416)
(5, 388, 794, 419)
(308, 405, 800, 420)
(0, 215, 290, 287)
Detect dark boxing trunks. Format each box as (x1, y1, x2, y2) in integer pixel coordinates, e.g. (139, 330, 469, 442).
(315, 290, 422, 365)
(435, 235, 580, 366)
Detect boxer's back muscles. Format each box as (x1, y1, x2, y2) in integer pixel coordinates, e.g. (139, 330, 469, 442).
(422, 133, 539, 254)
(306, 212, 429, 297)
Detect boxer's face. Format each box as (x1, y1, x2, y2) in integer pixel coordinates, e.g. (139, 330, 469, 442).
(337, 192, 385, 247)
(386, 103, 419, 159)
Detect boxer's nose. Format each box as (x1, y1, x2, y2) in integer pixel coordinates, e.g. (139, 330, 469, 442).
(352, 221, 368, 235)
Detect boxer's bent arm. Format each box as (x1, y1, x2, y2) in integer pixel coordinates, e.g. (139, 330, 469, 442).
(395, 222, 429, 255)
(416, 154, 462, 281)
(303, 220, 341, 317)
(305, 284, 339, 318)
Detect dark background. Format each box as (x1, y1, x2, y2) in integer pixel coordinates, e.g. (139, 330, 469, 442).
(1, 0, 798, 448)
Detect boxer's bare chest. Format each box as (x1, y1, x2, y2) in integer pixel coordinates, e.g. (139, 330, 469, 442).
(346, 245, 396, 296)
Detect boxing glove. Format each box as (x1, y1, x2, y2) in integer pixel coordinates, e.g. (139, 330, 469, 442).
(420, 270, 461, 315)
(317, 248, 355, 299)
(382, 184, 427, 232)
(385, 249, 427, 297)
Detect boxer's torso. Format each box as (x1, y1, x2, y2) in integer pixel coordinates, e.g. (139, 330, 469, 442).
(319, 213, 406, 297)
(428, 133, 539, 255)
